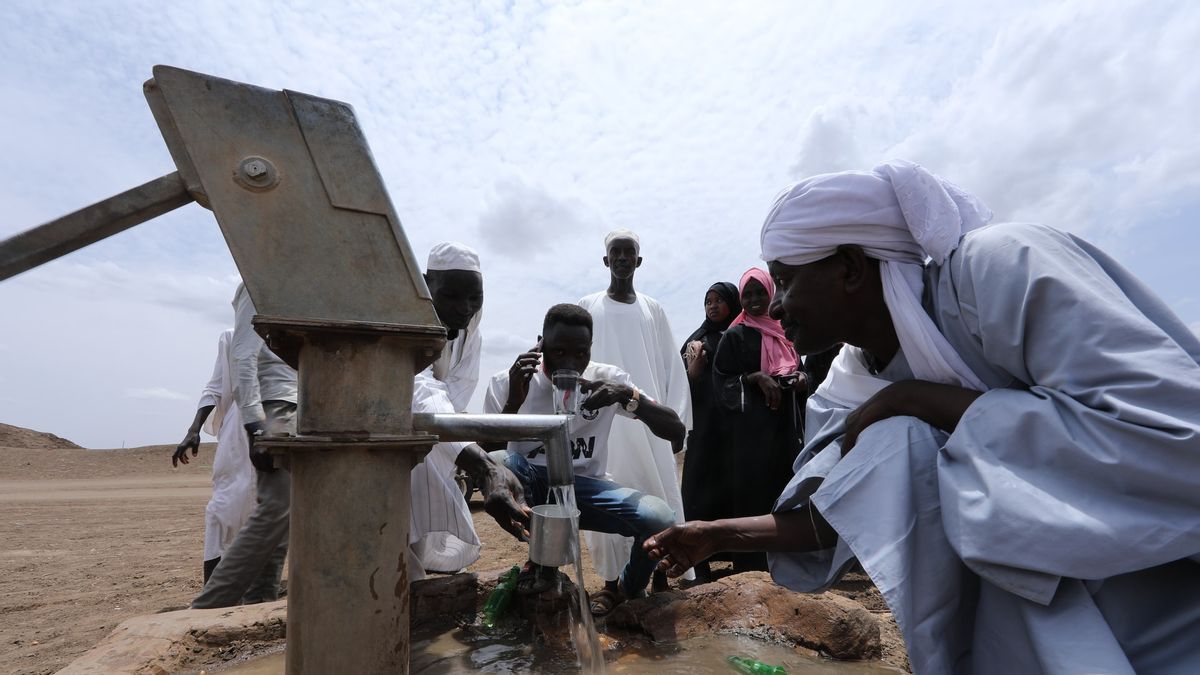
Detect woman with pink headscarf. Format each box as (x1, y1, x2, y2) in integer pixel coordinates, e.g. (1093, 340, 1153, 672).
(710, 267, 806, 573)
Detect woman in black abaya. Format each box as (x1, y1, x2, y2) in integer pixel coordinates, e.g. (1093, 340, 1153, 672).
(679, 282, 740, 582)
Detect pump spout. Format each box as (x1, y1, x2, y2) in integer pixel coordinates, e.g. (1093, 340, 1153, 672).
(411, 413, 575, 486)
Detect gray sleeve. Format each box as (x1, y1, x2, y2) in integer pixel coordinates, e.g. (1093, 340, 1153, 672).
(937, 223, 1200, 604)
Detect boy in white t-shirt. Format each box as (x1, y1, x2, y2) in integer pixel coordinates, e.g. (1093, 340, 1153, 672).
(483, 304, 686, 617)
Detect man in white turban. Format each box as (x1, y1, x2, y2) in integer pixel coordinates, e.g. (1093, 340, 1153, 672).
(646, 160, 1200, 674)
(579, 228, 693, 604)
(409, 242, 529, 577)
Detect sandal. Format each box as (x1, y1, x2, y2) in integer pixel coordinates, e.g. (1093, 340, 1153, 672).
(516, 561, 557, 596)
(588, 586, 626, 618)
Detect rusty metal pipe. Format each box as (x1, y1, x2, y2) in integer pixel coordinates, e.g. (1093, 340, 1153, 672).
(0, 172, 193, 281)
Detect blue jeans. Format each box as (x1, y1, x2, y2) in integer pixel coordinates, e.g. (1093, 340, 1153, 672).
(503, 452, 675, 598)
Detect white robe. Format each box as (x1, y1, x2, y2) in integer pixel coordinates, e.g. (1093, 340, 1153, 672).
(430, 311, 482, 413)
(578, 292, 693, 581)
(770, 223, 1200, 674)
(197, 329, 255, 562)
(408, 321, 483, 575)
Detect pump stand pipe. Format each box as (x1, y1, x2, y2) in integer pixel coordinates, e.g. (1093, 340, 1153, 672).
(411, 413, 574, 487)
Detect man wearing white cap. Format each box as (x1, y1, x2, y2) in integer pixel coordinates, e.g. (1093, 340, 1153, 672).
(646, 161, 1200, 674)
(409, 242, 530, 576)
(579, 229, 692, 602)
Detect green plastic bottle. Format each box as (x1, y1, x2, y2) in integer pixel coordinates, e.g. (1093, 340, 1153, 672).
(480, 565, 520, 628)
(727, 655, 788, 675)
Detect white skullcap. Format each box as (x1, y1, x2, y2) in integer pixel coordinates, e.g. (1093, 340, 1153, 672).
(604, 228, 640, 254)
(760, 159, 992, 266)
(427, 241, 481, 273)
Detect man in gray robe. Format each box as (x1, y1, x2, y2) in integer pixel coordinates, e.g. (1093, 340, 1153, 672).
(645, 160, 1200, 674)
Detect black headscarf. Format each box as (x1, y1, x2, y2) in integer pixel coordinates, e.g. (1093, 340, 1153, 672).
(682, 281, 742, 357)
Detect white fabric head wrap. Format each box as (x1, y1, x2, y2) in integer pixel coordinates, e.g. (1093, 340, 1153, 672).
(760, 159, 993, 398)
(427, 242, 481, 273)
(604, 228, 641, 254)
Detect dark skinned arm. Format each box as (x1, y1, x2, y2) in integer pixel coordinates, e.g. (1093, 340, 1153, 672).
(843, 380, 982, 454)
(644, 506, 837, 578)
(580, 379, 687, 452)
(172, 405, 214, 467)
(479, 347, 541, 452)
(454, 443, 532, 541)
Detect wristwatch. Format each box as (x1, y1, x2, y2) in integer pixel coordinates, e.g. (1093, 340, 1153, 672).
(623, 387, 641, 413)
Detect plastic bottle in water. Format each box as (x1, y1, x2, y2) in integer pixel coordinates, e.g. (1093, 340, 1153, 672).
(481, 565, 520, 628)
(727, 655, 788, 674)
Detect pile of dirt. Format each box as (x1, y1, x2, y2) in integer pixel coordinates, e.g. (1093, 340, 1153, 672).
(0, 422, 83, 450)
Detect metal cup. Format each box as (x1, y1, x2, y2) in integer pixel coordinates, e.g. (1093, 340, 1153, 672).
(528, 503, 580, 567)
(551, 369, 580, 416)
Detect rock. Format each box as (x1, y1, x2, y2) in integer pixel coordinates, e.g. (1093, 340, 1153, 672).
(56, 601, 287, 674)
(411, 573, 481, 634)
(513, 569, 584, 652)
(605, 571, 880, 660)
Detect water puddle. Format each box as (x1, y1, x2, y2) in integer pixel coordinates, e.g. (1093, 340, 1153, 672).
(218, 633, 902, 674)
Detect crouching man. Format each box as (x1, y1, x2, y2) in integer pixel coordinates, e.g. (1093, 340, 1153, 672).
(483, 304, 685, 617)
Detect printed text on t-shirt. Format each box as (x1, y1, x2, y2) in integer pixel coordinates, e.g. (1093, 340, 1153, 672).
(527, 437, 597, 460)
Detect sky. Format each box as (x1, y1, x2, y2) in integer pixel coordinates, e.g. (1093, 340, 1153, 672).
(1, 0, 1198, 449)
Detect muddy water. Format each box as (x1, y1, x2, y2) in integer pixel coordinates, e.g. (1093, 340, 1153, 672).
(219, 633, 903, 674)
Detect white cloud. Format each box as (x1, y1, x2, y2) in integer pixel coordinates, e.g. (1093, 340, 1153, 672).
(482, 330, 538, 358)
(476, 175, 602, 260)
(2, 0, 1198, 446)
(124, 387, 190, 401)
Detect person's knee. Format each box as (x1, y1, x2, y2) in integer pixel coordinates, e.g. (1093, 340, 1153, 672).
(634, 495, 676, 535)
(851, 415, 946, 465)
(502, 450, 527, 474)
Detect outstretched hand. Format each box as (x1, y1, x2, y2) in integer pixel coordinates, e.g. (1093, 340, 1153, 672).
(459, 445, 532, 542)
(644, 522, 717, 578)
(480, 464, 533, 542)
(172, 429, 201, 467)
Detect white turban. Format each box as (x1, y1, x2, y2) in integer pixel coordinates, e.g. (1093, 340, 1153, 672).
(604, 228, 640, 254)
(427, 242, 481, 273)
(760, 159, 991, 266)
(760, 159, 992, 396)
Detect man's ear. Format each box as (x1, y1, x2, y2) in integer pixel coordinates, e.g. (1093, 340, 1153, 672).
(836, 245, 869, 294)
(602, 255, 611, 269)
(634, 256, 643, 268)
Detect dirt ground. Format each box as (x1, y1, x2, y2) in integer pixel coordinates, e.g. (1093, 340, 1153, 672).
(0, 443, 594, 675)
(0, 442, 895, 675)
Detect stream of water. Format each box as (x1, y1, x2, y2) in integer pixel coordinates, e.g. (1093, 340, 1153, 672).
(550, 483, 606, 674)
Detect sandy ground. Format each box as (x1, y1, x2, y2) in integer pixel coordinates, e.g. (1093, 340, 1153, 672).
(0, 443, 594, 675)
(1, 443, 895, 675)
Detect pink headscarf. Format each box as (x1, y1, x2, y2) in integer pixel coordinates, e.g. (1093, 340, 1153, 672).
(728, 268, 800, 376)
